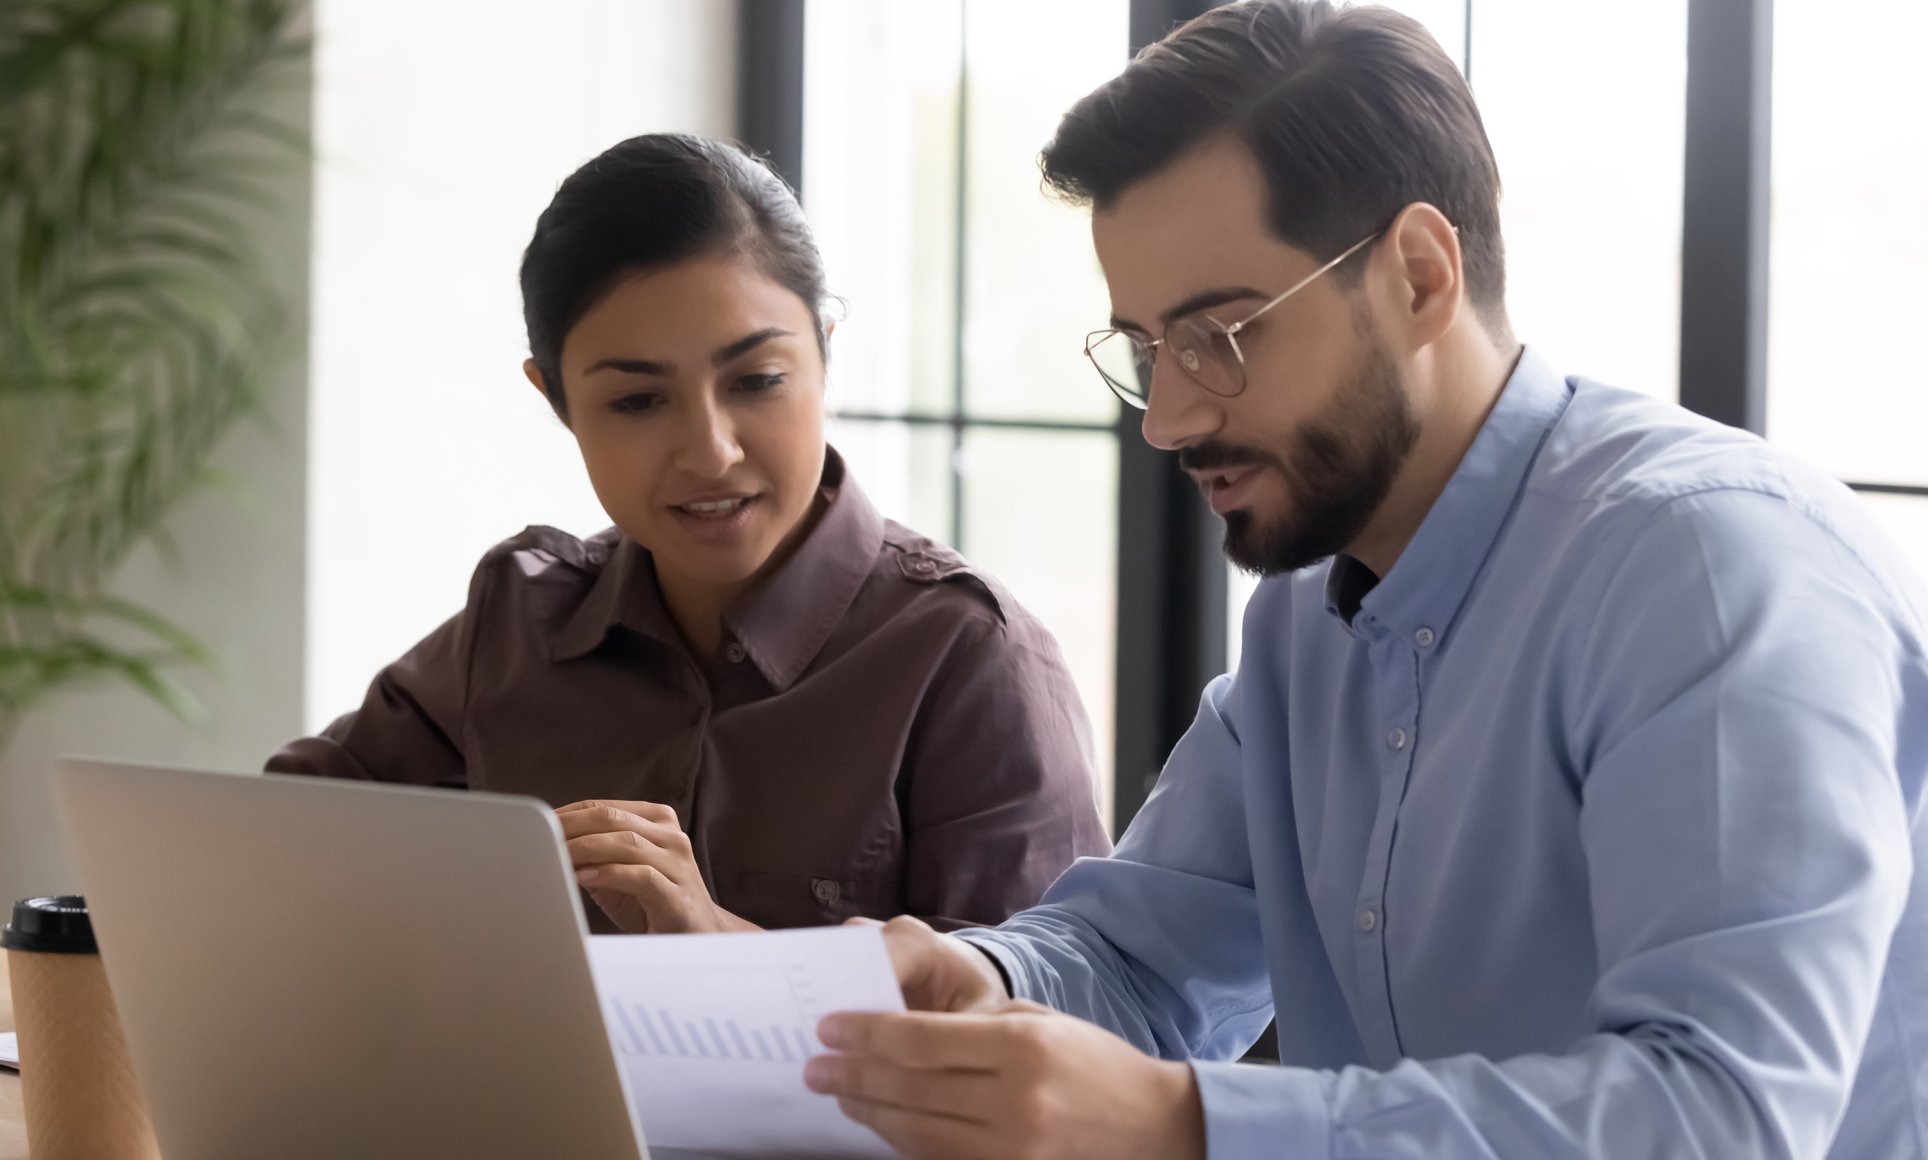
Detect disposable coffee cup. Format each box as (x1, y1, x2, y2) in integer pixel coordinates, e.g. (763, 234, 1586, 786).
(2, 895, 161, 1160)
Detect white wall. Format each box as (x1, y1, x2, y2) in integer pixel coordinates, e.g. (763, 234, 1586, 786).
(0, 0, 739, 906)
(306, 0, 738, 729)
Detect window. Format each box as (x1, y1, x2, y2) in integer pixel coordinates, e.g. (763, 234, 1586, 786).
(1232, 0, 1693, 666)
(1473, 0, 1688, 402)
(307, 0, 736, 727)
(803, 0, 1130, 822)
(1767, 0, 1928, 556)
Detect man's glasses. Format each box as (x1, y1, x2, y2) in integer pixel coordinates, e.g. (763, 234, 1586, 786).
(1082, 230, 1382, 410)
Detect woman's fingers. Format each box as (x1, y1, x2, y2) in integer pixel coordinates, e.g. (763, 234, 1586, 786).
(558, 809, 693, 857)
(556, 799, 678, 830)
(567, 829, 689, 882)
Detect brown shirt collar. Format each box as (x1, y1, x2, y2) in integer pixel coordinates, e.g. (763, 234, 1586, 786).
(550, 448, 885, 692)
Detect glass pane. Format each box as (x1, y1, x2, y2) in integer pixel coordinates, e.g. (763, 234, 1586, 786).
(1472, 0, 1687, 401)
(1766, 1, 1928, 487)
(959, 0, 1129, 425)
(960, 428, 1119, 826)
(803, 0, 962, 418)
(829, 419, 955, 549)
(1857, 494, 1928, 594)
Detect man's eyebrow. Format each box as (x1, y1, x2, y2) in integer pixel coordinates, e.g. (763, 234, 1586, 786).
(712, 327, 792, 366)
(579, 327, 795, 377)
(1108, 286, 1268, 333)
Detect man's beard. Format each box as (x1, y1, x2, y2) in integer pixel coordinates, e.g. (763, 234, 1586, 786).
(1183, 337, 1420, 577)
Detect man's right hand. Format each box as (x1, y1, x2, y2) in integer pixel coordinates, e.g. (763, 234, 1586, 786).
(861, 915, 1010, 1013)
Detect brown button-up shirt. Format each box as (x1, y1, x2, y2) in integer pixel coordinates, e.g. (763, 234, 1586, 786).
(268, 451, 1110, 932)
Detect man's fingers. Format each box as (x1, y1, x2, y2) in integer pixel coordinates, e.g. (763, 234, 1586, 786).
(817, 1010, 1040, 1071)
(832, 1093, 988, 1160)
(804, 1053, 1003, 1123)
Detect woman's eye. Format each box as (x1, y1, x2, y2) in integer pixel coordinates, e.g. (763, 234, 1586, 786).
(736, 372, 787, 394)
(609, 392, 661, 414)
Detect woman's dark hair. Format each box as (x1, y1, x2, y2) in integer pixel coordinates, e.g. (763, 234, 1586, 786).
(520, 133, 830, 417)
(1041, 0, 1508, 331)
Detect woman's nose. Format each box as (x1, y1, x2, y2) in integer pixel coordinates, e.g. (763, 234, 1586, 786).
(674, 396, 745, 475)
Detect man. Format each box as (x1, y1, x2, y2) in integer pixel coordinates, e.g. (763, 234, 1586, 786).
(805, 2, 1928, 1157)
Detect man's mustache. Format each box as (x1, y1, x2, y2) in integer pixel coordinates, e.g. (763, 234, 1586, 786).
(1178, 441, 1280, 474)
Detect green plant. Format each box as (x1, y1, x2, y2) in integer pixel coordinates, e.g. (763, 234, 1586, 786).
(0, 0, 307, 753)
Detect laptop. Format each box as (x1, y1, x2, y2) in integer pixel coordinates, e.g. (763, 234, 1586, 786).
(53, 756, 698, 1160)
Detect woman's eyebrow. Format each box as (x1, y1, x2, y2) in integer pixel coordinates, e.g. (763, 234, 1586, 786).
(581, 327, 795, 377)
(711, 327, 793, 366)
(583, 356, 672, 376)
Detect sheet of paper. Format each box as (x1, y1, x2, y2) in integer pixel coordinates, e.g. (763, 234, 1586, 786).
(0, 1031, 16, 1070)
(588, 925, 904, 1158)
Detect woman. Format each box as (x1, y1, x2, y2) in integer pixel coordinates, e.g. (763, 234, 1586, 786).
(268, 133, 1110, 934)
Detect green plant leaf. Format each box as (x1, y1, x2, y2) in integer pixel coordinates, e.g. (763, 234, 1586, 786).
(1, 0, 304, 729)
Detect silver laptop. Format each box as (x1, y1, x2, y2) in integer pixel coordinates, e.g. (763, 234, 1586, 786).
(54, 757, 665, 1160)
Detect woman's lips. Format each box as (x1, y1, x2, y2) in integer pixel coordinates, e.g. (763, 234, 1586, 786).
(670, 494, 759, 541)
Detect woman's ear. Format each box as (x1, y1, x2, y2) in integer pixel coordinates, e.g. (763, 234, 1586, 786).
(524, 358, 569, 426)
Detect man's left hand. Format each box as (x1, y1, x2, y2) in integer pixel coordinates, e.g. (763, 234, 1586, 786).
(804, 1000, 1205, 1160)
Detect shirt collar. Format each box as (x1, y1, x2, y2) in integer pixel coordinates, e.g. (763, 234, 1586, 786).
(551, 447, 884, 691)
(722, 448, 883, 692)
(1327, 344, 1572, 641)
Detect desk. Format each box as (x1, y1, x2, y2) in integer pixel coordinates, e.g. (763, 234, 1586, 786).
(1, 954, 27, 1159)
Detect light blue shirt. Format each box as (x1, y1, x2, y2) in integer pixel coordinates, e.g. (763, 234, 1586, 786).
(961, 347, 1928, 1159)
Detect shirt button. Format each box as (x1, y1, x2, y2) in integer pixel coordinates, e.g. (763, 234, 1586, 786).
(1414, 626, 1436, 648)
(812, 878, 841, 905)
(724, 643, 746, 664)
(1358, 908, 1379, 933)
(1386, 726, 1409, 751)
(911, 558, 937, 574)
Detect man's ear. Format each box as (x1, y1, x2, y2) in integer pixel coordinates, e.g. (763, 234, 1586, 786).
(1380, 202, 1462, 351)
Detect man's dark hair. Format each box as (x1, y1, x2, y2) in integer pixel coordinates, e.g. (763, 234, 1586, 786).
(520, 133, 830, 417)
(1042, 0, 1507, 330)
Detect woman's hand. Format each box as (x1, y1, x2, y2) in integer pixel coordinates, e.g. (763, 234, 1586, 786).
(555, 800, 760, 934)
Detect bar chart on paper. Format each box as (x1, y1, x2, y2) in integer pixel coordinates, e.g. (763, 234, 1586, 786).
(587, 926, 904, 1158)
(603, 965, 824, 1065)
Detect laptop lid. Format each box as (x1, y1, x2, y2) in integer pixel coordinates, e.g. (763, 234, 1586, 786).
(54, 757, 646, 1160)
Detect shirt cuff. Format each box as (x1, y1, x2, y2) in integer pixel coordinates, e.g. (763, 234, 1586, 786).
(1190, 1058, 1331, 1160)
(951, 929, 1023, 1000)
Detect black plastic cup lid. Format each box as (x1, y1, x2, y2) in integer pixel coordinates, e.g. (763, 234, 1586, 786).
(2, 895, 97, 954)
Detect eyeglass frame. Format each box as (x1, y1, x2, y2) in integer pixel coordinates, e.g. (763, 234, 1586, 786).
(1082, 228, 1389, 410)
